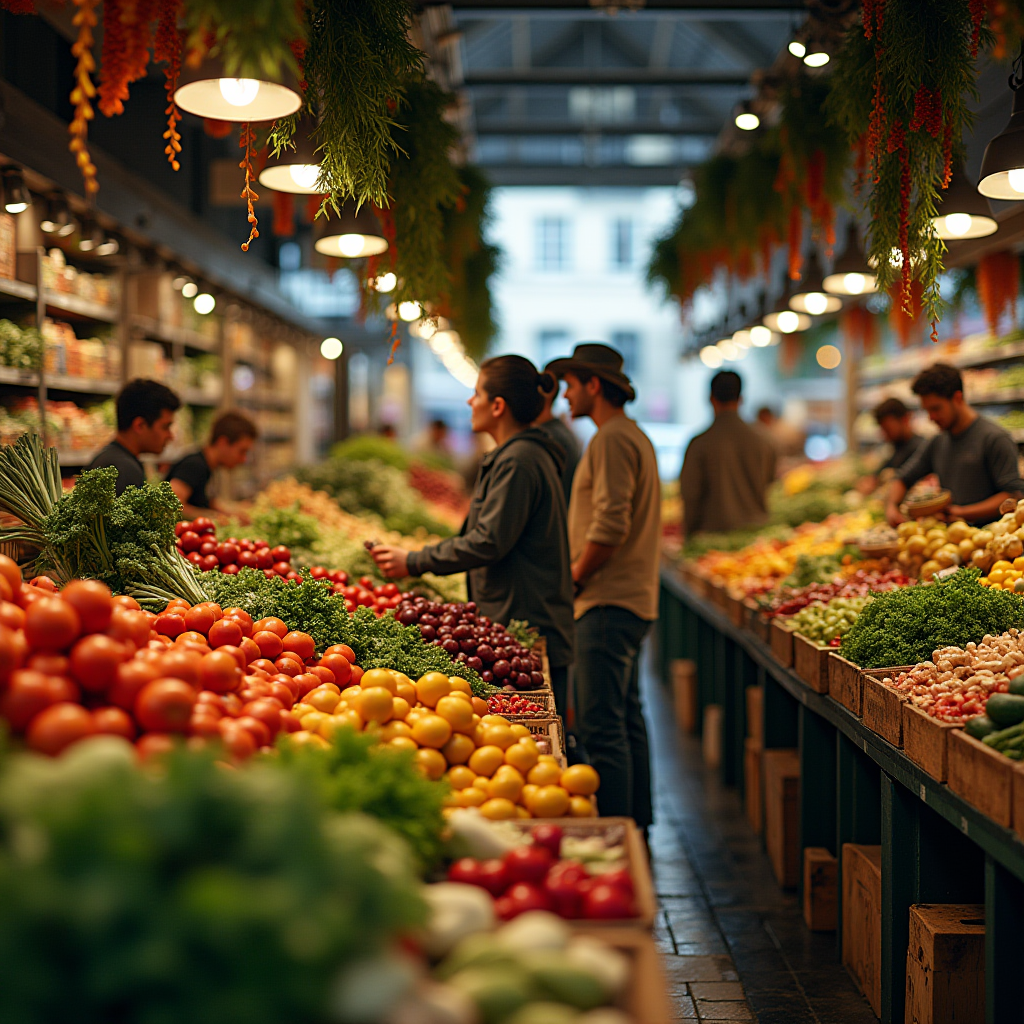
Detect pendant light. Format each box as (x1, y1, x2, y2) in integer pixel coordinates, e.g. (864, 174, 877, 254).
(932, 162, 997, 239)
(763, 283, 811, 333)
(823, 223, 878, 296)
(2, 168, 31, 214)
(979, 50, 1024, 199)
(259, 116, 322, 194)
(39, 198, 77, 237)
(790, 249, 843, 315)
(174, 57, 302, 123)
(314, 203, 388, 259)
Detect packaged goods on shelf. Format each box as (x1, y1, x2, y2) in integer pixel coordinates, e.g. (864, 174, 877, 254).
(42, 319, 119, 379)
(0, 396, 112, 453)
(41, 248, 119, 308)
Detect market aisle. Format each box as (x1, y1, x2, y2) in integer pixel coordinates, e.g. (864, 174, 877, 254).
(641, 653, 879, 1024)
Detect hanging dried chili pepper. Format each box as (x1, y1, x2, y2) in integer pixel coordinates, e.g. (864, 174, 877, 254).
(239, 123, 259, 252)
(386, 320, 401, 366)
(69, 0, 100, 196)
(272, 190, 295, 237)
(889, 280, 923, 348)
(786, 205, 803, 281)
(154, 0, 184, 171)
(977, 251, 1019, 335)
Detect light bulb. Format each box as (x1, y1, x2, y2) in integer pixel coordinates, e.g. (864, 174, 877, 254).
(816, 344, 841, 369)
(750, 325, 773, 347)
(942, 213, 973, 237)
(803, 292, 829, 315)
(732, 330, 752, 348)
(289, 164, 320, 189)
(194, 293, 216, 315)
(699, 346, 723, 368)
(219, 78, 260, 107)
(181, 281, 198, 298)
(788, 40, 806, 58)
(4, 200, 28, 214)
(843, 273, 868, 295)
(777, 310, 800, 333)
(717, 339, 738, 361)
(373, 272, 397, 293)
(735, 112, 760, 131)
(417, 319, 438, 340)
(337, 234, 366, 257)
(804, 51, 829, 67)
(320, 337, 343, 360)
(398, 301, 422, 322)
(1009, 168, 1024, 193)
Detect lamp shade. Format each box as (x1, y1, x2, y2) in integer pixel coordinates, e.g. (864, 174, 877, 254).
(932, 161, 997, 239)
(763, 285, 810, 333)
(175, 58, 302, 123)
(979, 86, 1024, 199)
(823, 222, 878, 296)
(259, 117, 322, 194)
(790, 249, 843, 314)
(313, 203, 388, 259)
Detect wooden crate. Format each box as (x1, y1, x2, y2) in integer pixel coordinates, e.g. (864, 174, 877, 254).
(744, 737, 762, 834)
(744, 598, 768, 642)
(518, 717, 565, 765)
(710, 583, 731, 614)
(671, 658, 698, 734)
(842, 843, 882, 1018)
(793, 633, 830, 693)
(573, 927, 673, 1023)
(803, 847, 838, 932)
(829, 653, 864, 716)
(533, 636, 552, 690)
(903, 704, 961, 782)
(703, 704, 723, 768)
(862, 670, 914, 748)
(746, 685, 763, 744)
(764, 748, 800, 888)
(511, 818, 657, 930)
(770, 617, 795, 668)
(681, 565, 709, 599)
(905, 904, 985, 1024)
(725, 592, 746, 628)
(947, 730, 1015, 828)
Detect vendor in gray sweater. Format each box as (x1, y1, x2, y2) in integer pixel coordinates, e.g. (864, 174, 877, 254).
(371, 356, 575, 713)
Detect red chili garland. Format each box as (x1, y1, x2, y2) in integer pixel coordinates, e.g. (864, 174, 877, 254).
(154, 0, 184, 171)
(272, 190, 295, 237)
(239, 123, 259, 252)
(977, 251, 1019, 335)
(69, 0, 100, 197)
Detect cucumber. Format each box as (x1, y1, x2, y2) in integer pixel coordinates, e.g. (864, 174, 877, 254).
(984, 693, 1024, 728)
(965, 715, 997, 739)
(1009, 674, 1024, 696)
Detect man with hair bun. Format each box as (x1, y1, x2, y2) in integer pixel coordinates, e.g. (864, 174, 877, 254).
(679, 370, 776, 537)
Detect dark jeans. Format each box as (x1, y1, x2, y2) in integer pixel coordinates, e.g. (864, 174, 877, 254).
(550, 664, 569, 723)
(575, 605, 652, 827)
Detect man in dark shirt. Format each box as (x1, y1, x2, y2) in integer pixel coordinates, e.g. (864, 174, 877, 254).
(533, 375, 580, 505)
(858, 397, 924, 493)
(166, 411, 257, 519)
(86, 379, 180, 495)
(886, 363, 1024, 526)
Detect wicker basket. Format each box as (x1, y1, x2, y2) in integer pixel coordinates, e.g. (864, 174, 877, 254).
(901, 489, 951, 518)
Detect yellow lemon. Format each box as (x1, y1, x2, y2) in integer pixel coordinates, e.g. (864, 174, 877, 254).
(456, 786, 487, 807)
(480, 722, 516, 751)
(515, 805, 532, 818)
(391, 696, 411, 720)
(442, 731, 476, 765)
(355, 686, 394, 724)
(569, 795, 597, 817)
(334, 707, 363, 732)
(412, 713, 452, 749)
(446, 764, 476, 790)
(468, 744, 505, 777)
(415, 672, 451, 708)
(448, 676, 472, 695)
(388, 736, 417, 752)
(489, 765, 524, 801)
(521, 783, 539, 807)
(473, 775, 491, 793)
(479, 797, 517, 820)
(510, 723, 531, 739)
(527, 785, 570, 818)
(561, 764, 600, 796)
(527, 760, 562, 786)
(436, 695, 475, 732)
(413, 747, 447, 780)
(396, 681, 417, 705)
(505, 741, 540, 774)
(380, 720, 412, 742)
(361, 668, 398, 694)
(306, 688, 340, 713)
(300, 710, 329, 732)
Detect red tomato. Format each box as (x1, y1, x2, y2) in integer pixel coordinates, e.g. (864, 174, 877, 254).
(318, 653, 351, 685)
(272, 562, 291, 577)
(282, 631, 315, 661)
(0, 554, 22, 595)
(235, 714, 272, 747)
(223, 607, 253, 631)
(154, 613, 186, 639)
(26, 652, 70, 675)
(217, 543, 241, 566)
(189, 712, 223, 738)
(218, 719, 257, 760)
(136, 733, 176, 761)
(350, 665, 364, 687)
(159, 648, 203, 687)
(30, 575, 58, 593)
(309, 565, 328, 579)
(270, 546, 292, 563)
(24, 596, 81, 651)
(69, 634, 130, 693)
(184, 605, 216, 636)
(135, 678, 196, 733)
(179, 531, 202, 553)
(0, 601, 25, 632)
(238, 551, 259, 569)
(199, 650, 242, 694)
(192, 517, 215, 534)
(599, 868, 634, 896)
(208, 618, 243, 649)
(530, 824, 564, 859)
(253, 630, 284, 659)
(174, 631, 209, 647)
(503, 845, 553, 885)
(238, 636, 261, 665)
(0, 624, 27, 682)
(239, 679, 273, 702)
(248, 658, 278, 675)
(92, 705, 136, 740)
(267, 681, 295, 706)
(447, 858, 484, 887)
(279, 709, 302, 733)
(107, 608, 152, 649)
(273, 656, 302, 678)
(239, 539, 254, 552)
(380, 582, 399, 598)
(495, 896, 517, 921)
(477, 859, 511, 897)
(272, 674, 300, 699)
(199, 541, 218, 557)
(255, 549, 274, 570)
(292, 673, 322, 700)
(359, 576, 374, 590)
(108, 658, 163, 710)
(186, 552, 204, 566)
(505, 882, 552, 916)
(164, 598, 191, 614)
(309, 665, 336, 686)
(195, 690, 227, 710)
(582, 883, 633, 920)
(27, 702, 96, 755)
(174, 522, 188, 538)
(218, 645, 246, 671)
(1, 670, 78, 730)
(200, 554, 220, 572)
(221, 692, 243, 717)
(253, 617, 288, 639)
(60, 579, 113, 633)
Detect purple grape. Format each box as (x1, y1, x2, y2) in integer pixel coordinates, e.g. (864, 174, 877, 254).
(530, 671, 544, 688)
(467, 656, 483, 672)
(397, 607, 419, 626)
(419, 624, 436, 641)
(442, 638, 459, 655)
(492, 659, 511, 679)
(477, 644, 495, 664)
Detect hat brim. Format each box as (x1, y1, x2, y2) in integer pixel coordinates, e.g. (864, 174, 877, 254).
(544, 357, 636, 403)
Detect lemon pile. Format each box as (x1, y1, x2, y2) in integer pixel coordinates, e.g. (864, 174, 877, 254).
(286, 668, 599, 820)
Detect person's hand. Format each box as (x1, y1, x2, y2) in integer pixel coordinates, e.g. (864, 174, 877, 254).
(944, 504, 966, 523)
(371, 544, 409, 579)
(885, 503, 908, 528)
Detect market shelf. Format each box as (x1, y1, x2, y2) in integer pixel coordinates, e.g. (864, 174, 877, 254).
(860, 336, 1024, 386)
(0, 277, 37, 302)
(181, 387, 222, 407)
(0, 366, 120, 396)
(131, 315, 219, 353)
(45, 292, 119, 323)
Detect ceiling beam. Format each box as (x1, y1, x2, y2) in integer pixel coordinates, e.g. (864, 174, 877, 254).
(477, 164, 692, 186)
(463, 67, 751, 85)
(433, 1, 804, 11)
(472, 121, 719, 134)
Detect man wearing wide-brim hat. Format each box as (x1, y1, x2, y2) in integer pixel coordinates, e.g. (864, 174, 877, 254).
(545, 343, 661, 832)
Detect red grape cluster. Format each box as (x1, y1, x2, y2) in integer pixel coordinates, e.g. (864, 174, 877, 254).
(487, 694, 545, 716)
(175, 518, 296, 579)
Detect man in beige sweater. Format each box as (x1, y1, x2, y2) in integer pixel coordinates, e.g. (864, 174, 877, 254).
(546, 344, 661, 830)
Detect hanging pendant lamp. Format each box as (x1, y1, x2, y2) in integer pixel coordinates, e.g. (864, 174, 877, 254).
(823, 222, 878, 296)
(763, 282, 811, 334)
(175, 58, 302, 123)
(932, 162, 997, 239)
(314, 203, 388, 259)
(790, 249, 843, 314)
(259, 116, 322, 194)
(978, 54, 1024, 199)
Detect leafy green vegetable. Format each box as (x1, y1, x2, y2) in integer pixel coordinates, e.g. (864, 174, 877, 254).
(840, 567, 1024, 668)
(244, 502, 321, 552)
(0, 738, 426, 1023)
(784, 549, 859, 588)
(506, 620, 538, 650)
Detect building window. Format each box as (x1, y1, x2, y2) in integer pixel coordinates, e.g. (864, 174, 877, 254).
(611, 331, 639, 380)
(611, 218, 633, 269)
(538, 329, 571, 368)
(536, 217, 571, 271)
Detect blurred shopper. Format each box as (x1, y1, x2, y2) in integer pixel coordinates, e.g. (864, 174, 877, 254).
(414, 418, 453, 462)
(886, 363, 1024, 526)
(857, 397, 923, 494)
(679, 371, 776, 537)
(371, 356, 575, 714)
(547, 343, 660, 829)
(534, 374, 580, 506)
(166, 411, 257, 520)
(86, 378, 180, 495)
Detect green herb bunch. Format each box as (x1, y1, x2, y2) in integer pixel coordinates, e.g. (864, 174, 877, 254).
(840, 567, 1024, 668)
(0, 738, 426, 1023)
(245, 502, 322, 552)
(0, 320, 42, 371)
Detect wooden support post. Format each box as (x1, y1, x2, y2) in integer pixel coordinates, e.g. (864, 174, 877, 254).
(799, 705, 837, 900)
(763, 670, 798, 750)
(985, 855, 1024, 1024)
(881, 773, 919, 1024)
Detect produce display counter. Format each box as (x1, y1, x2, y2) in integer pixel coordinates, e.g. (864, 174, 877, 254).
(657, 559, 1024, 1024)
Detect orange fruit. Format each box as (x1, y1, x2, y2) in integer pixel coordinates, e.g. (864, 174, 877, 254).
(391, 696, 411, 720)
(405, 707, 428, 725)
(479, 797, 517, 820)
(569, 795, 596, 817)
(436, 695, 475, 730)
(334, 707, 363, 732)
(510, 723, 531, 739)
(505, 741, 540, 774)
(488, 765, 524, 801)
(515, 805, 532, 818)
(362, 721, 382, 738)
(527, 760, 562, 786)
(289, 730, 329, 749)
(392, 671, 414, 691)
(468, 744, 505, 777)
(446, 689, 472, 703)
(412, 713, 452, 749)
(481, 714, 510, 726)
(447, 764, 476, 790)
(396, 681, 417, 705)
(413, 747, 447, 780)
(361, 668, 398, 694)
(306, 687, 340, 713)
(318, 716, 347, 740)
(380, 720, 412, 742)
(355, 686, 394, 724)
(471, 696, 489, 716)
(473, 776, 491, 792)
(527, 784, 570, 818)
(291, 702, 316, 718)
(480, 722, 516, 751)
(456, 786, 487, 807)
(449, 676, 472, 695)
(521, 783, 539, 807)
(300, 710, 329, 733)
(442, 732, 475, 765)
(341, 686, 362, 703)
(538, 754, 558, 764)
(415, 672, 451, 708)
(561, 764, 600, 796)
(388, 736, 417, 752)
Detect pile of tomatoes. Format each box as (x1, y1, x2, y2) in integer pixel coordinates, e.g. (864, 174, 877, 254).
(447, 823, 635, 921)
(486, 694, 547, 717)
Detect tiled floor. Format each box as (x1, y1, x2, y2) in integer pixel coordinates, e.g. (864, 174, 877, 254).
(642, 655, 879, 1024)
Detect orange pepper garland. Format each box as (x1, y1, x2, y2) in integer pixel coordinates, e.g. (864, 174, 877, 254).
(977, 251, 1020, 335)
(154, 0, 184, 171)
(239, 123, 260, 252)
(69, 0, 100, 197)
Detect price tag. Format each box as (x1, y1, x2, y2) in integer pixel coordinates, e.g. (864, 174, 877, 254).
(961, 816, 969, 836)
